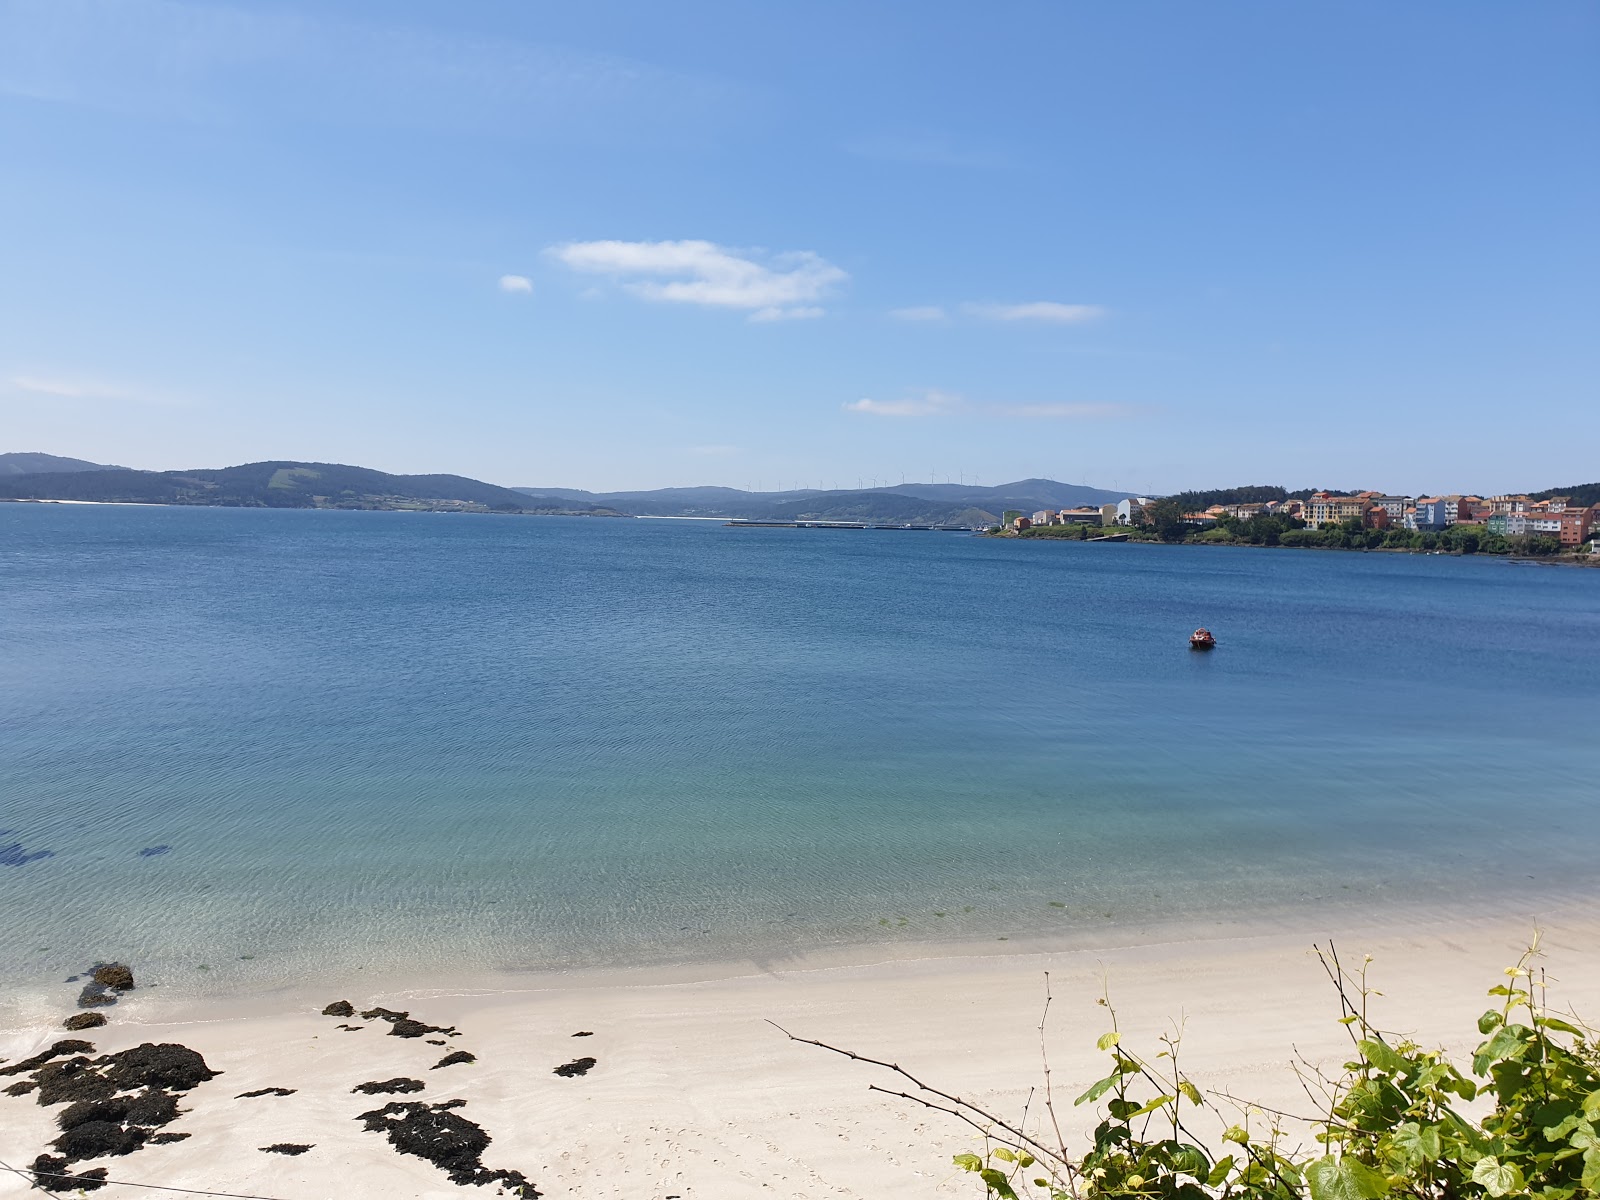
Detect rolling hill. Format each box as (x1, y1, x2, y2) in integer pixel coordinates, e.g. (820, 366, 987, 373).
(0, 461, 616, 514)
(511, 478, 1132, 522)
(0, 452, 120, 476)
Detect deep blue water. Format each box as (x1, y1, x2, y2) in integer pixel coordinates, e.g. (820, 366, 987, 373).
(3, 504, 1598, 994)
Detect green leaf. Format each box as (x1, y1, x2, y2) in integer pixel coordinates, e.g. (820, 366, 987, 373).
(1390, 1121, 1442, 1164)
(1538, 1015, 1585, 1035)
(1074, 1075, 1118, 1106)
(1016, 1153, 1035, 1169)
(1207, 1155, 1237, 1186)
(1582, 1146, 1600, 1193)
(1478, 1009, 1504, 1034)
(1223, 1125, 1251, 1146)
(1471, 1156, 1524, 1197)
(1473, 1026, 1524, 1076)
(1178, 1080, 1203, 1106)
(978, 1167, 1020, 1198)
(992, 1147, 1016, 1163)
(952, 1153, 983, 1171)
(1306, 1154, 1391, 1200)
(1096, 1031, 1121, 1051)
(1128, 1093, 1176, 1118)
(1358, 1038, 1408, 1075)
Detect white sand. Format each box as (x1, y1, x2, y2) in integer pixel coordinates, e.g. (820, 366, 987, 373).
(2, 904, 1596, 1199)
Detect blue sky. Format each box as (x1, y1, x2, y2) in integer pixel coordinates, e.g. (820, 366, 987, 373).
(1, 0, 1595, 494)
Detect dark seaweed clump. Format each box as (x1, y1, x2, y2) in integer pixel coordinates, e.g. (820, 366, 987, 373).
(5, 1041, 218, 1187)
(356, 1100, 536, 1195)
(0, 1040, 97, 1078)
(321, 1000, 355, 1017)
(28, 1158, 108, 1193)
(236, 1086, 297, 1098)
(0, 840, 54, 866)
(553, 1057, 596, 1078)
(352, 1077, 426, 1095)
(432, 1051, 476, 1070)
(260, 1143, 313, 1155)
(359, 1006, 460, 1039)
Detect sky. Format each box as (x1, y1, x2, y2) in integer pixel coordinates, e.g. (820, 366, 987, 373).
(1, 0, 1596, 495)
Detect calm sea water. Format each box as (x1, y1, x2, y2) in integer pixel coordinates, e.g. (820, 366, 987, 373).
(3, 505, 1598, 997)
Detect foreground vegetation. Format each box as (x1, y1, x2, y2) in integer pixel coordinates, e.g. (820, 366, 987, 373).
(791, 941, 1599, 1199)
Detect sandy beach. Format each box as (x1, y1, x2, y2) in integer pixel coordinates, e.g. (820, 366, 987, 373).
(3, 901, 1596, 1200)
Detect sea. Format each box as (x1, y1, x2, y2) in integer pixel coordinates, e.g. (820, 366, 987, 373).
(3, 504, 1598, 1000)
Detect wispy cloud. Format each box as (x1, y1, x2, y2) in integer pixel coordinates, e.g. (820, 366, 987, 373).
(6, 372, 180, 405)
(548, 240, 847, 321)
(888, 305, 947, 322)
(844, 390, 1132, 421)
(843, 390, 963, 418)
(0, 0, 739, 143)
(498, 274, 533, 294)
(965, 301, 1106, 324)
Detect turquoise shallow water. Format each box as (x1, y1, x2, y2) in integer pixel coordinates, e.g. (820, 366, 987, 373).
(2, 504, 1598, 995)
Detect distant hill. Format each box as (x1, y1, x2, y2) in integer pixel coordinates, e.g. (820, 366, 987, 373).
(0, 460, 616, 514)
(512, 478, 1132, 522)
(1531, 482, 1600, 507)
(0, 452, 120, 476)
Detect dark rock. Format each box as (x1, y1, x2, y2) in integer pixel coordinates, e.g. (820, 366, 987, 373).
(101, 1043, 218, 1092)
(571, 1031, 594, 1037)
(235, 1086, 296, 1098)
(53, 1118, 148, 1162)
(78, 983, 117, 1008)
(138, 845, 172, 857)
(431, 1051, 475, 1070)
(64, 1013, 108, 1031)
(352, 1078, 425, 1095)
(0, 1039, 96, 1076)
(0, 842, 54, 867)
(321, 1000, 355, 1017)
(5, 1079, 38, 1096)
(426, 1039, 446, 1046)
(552, 1057, 596, 1078)
(355, 1100, 536, 1195)
(360, 1006, 409, 1022)
(358, 1006, 457, 1039)
(149, 1131, 190, 1144)
(33, 1058, 115, 1105)
(92, 964, 135, 992)
(260, 1143, 313, 1155)
(31, 1155, 109, 1193)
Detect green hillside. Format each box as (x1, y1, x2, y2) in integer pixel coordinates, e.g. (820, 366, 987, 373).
(0, 461, 616, 514)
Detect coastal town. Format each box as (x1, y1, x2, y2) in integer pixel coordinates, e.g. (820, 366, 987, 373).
(1005, 490, 1600, 554)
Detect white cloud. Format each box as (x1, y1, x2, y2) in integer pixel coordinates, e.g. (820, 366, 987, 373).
(965, 301, 1105, 324)
(843, 390, 963, 418)
(5, 374, 171, 404)
(844, 390, 1130, 421)
(751, 305, 824, 323)
(547, 239, 846, 320)
(498, 274, 533, 294)
(889, 305, 947, 322)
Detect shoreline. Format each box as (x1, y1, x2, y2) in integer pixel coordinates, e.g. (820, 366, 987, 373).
(5, 899, 1597, 1198)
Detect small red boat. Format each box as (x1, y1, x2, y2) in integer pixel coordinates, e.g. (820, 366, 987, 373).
(1189, 628, 1216, 650)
